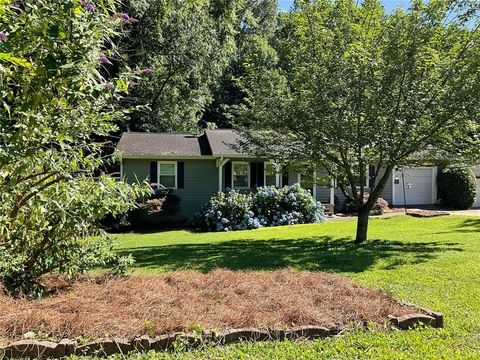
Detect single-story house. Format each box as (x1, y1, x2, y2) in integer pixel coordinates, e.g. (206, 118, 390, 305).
(118, 129, 479, 221)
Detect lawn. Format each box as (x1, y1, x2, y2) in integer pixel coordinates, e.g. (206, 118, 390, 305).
(108, 215, 480, 359)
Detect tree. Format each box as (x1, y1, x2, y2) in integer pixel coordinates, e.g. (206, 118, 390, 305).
(120, 0, 238, 132)
(239, 0, 480, 243)
(120, 0, 278, 132)
(202, 0, 278, 128)
(0, 0, 150, 296)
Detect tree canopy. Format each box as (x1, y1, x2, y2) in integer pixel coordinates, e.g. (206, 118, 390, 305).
(238, 0, 480, 243)
(121, 0, 278, 132)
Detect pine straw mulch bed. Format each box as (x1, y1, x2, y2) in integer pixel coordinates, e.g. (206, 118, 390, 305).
(0, 269, 416, 345)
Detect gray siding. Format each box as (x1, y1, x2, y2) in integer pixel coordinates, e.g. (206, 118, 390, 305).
(314, 167, 394, 210)
(122, 158, 396, 220)
(122, 158, 218, 221)
(123, 159, 150, 184)
(378, 168, 393, 204)
(177, 159, 218, 218)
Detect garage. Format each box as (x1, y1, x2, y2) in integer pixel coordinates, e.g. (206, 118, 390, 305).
(392, 167, 436, 206)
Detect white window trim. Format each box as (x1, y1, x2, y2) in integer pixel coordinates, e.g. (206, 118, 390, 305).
(232, 161, 250, 189)
(157, 161, 177, 189)
(264, 161, 280, 187)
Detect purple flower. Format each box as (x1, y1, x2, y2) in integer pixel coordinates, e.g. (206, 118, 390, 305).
(99, 55, 111, 65)
(143, 67, 155, 75)
(115, 12, 137, 24)
(81, 0, 88, 5)
(104, 82, 114, 89)
(86, 3, 94, 12)
(0, 31, 7, 42)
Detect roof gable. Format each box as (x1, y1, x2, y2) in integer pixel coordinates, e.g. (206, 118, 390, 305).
(118, 132, 212, 157)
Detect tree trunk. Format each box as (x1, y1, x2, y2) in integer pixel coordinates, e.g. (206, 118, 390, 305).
(355, 207, 370, 244)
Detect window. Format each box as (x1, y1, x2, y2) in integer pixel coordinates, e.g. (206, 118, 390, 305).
(232, 162, 249, 189)
(264, 162, 278, 187)
(158, 161, 177, 189)
(353, 165, 373, 189)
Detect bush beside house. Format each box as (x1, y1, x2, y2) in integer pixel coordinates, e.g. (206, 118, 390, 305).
(192, 184, 327, 232)
(437, 166, 477, 209)
(345, 194, 389, 215)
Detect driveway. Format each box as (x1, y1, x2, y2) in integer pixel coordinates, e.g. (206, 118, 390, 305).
(444, 208, 480, 217)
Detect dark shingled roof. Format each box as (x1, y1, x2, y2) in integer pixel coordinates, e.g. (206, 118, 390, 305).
(118, 132, 212, 157)
(205, 129, 244, 155)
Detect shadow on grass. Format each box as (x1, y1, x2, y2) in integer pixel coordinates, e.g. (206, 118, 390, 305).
(118, 237, 463, 274)
(456, 218, 480, 233)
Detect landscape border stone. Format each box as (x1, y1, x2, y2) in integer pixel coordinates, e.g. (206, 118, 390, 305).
(0, 307, 444, 359)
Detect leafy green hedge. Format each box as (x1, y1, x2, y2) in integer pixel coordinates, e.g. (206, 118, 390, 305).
(437, 166, 477, 209)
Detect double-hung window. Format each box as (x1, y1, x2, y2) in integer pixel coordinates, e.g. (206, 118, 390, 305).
(158, 161, 177, 189)
(232, 162, 249, 189)
(264, 162, 278, 187)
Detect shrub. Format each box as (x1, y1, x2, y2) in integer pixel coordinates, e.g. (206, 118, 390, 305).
(195, 190, 253, 231)
(192, 184, 327, 232)
(345, 193, 389, 215)
(0, 0, 151, 297)
(102, 188, 181, 231)
(129, 188, 181, 228)
(437, 166, 477, 209)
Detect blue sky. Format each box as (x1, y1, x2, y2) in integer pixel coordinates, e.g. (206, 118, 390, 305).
(279, 0, 411, 12)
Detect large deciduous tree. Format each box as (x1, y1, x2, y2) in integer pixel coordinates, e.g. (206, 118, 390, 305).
(239, 0, 480, 243)
(121, 0, 278, 132)
(0, 0, 150, 296)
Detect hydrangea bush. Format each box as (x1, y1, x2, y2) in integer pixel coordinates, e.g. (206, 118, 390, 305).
(192, 184, 327, 232)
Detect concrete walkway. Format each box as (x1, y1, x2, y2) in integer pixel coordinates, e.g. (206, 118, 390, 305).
(444, 209, 480, 217)
(328, 207, 480, 221)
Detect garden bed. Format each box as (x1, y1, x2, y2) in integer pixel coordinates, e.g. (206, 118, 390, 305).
(1, 270, 433, 343)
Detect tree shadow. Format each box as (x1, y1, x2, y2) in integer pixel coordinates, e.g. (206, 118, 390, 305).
(456, 218, 480, 233)
(434, 217, 480, 234)
(118, 236, 463, 274)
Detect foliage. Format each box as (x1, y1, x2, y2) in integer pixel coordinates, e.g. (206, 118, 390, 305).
(0, 0, 150, 296)
(345, 194, 389, 215)
(120, 0, 278, 132)
(194, 189, 253, 231)
(128, 188, 182, 229)
(202, 0, 278, 128)
(192, 184, 327, 231)
(238, 0, 480, 243)
(437, 166, 477, 209)
(114, 215, 480, 359)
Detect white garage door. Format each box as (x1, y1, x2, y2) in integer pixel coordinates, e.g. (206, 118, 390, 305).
(474, 179, 480, 208)
(393, 168, 435, 205)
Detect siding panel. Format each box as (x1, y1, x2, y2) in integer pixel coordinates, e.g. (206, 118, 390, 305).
(122, 159, 218, 221)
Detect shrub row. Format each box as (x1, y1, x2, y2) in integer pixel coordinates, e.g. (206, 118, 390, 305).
(191, 184, 328, 232)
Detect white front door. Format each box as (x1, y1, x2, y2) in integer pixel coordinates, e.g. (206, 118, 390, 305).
(393, 168, 435, 205)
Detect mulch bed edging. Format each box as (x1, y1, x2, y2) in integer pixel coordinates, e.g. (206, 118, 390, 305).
(0, 311, 444, 358)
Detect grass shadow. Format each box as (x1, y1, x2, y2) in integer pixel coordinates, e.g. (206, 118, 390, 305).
(118, 237, 463, 274)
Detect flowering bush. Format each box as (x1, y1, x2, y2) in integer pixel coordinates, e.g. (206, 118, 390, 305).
(192, 184, 327, 232)
(345, 193, 389, 215)
(195, 190, 253, 231)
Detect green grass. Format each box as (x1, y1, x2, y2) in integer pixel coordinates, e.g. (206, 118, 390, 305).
(108, 215, 480, 359)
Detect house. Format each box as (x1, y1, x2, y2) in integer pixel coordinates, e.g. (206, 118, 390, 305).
(118, 129, 473, 222)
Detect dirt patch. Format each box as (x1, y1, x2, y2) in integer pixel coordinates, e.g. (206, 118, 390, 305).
(0, 269, 415, 344)
(406, 209, 449, 218)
